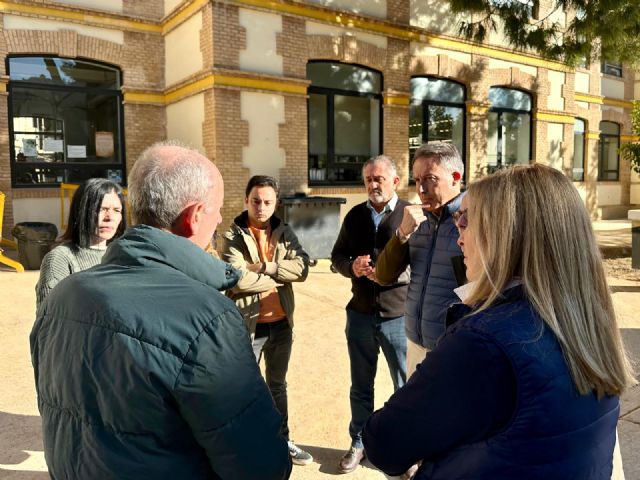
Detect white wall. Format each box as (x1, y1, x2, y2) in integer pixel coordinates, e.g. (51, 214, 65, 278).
(547, 123, 564, 170)
(547, 6, 566, 27)
(410, 43, 471, 65)
(597, 184, 622, 206)
(13, 198, 64, 236)
(306, 21, 387, 49)
(52, 0, 122, 12)
(575, 71, 590, 94)
(240, 91, 286, 179)
(166, 93, 205, 154)
(239, 9, 283, 76)
(410, 0, 469, 36)
(547, 71, 565, 110)
(164, 0, 183, 16)
(165, 11, 202, 86)
(305, 0, 386, 19)
(487, 58, 537, 77)
(3, 15, 123, 44)
(574, 184, 587, 203)
(602, 77, 625, 99)
(630, 171, 640, 204)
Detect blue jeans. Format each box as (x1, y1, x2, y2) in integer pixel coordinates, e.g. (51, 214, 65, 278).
(253, 319, 292, 440)
(346, 309, 407, 448)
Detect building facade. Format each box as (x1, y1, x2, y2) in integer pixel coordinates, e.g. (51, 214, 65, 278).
(1, 0, 638, 242)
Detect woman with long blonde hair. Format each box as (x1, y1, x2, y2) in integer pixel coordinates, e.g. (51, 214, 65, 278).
(363, 164, 635, 479)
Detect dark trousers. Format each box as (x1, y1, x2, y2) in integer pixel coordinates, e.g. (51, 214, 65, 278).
(253, 319, 293, 440)
(346, 309, 407, 448)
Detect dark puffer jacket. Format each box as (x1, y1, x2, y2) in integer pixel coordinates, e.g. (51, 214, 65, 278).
(30, 225, 292, 480)
(363, 286, 619, 479)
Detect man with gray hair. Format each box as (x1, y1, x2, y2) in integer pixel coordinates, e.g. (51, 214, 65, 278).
(376, 142, 464, 377)
(331, 155, 410, 474)
(30, 141, 292, 480)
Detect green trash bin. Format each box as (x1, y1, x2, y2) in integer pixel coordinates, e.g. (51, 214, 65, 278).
(11, 222, 58, 270)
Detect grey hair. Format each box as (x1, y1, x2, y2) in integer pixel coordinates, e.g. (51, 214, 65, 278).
(413, 142, 464, 176)
(362, 155, 398, 178)
(128, 140, 214, 228)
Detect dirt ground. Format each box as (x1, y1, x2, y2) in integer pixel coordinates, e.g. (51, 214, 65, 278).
(1, 257, 639, 479)
(605, 257, 640, 283)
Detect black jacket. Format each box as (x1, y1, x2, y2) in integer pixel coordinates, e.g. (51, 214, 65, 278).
(331, 199, 410, 317)
(31, 226, 292, 480)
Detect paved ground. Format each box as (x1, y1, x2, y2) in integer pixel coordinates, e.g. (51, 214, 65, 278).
(0, 221, 639, 479)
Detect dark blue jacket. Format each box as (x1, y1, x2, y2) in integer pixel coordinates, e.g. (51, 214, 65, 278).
(30, 226, 292, 480)
(405, 195, 462, 348)
(363, 286, 619, 479)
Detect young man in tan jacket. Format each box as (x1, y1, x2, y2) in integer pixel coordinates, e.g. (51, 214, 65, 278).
(221, 175, 312, 466)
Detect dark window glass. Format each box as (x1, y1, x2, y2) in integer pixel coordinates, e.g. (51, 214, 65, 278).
(306, 62, 381, 92)
(572, 119, 585, 181)
(487, 87, 532, 171)
(409, 77, 466, 176)
(9, 57, 120, 88)
(598, 121, 619, 181)
(489, 87, 532, 110)
(307, 62, 382, 185)
(601, 61, 623, 77)
(9, 56, 124, 188)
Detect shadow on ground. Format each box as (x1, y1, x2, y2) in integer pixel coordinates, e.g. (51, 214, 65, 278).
(611, 286, 640, 293)
(0, 411, 48, 479)
(297, 444, 384, 476)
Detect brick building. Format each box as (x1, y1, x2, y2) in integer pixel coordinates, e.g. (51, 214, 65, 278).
(0, 0, 638, 243)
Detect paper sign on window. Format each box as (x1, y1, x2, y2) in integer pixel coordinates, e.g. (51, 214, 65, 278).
(95, 131, 114, 158)
(22, 138, 37, 157)
(43, 138, 64, 152)
(67, 145, 87, 158)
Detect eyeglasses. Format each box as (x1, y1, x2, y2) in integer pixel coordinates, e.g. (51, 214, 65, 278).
(452, 208, 467, 230)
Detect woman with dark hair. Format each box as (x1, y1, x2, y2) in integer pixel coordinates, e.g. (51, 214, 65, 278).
(363, 164, 635, 480)
(36, 178, 125, 307)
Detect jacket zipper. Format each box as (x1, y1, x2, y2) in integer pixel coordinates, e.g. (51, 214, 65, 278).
(415, 215, 440, 345)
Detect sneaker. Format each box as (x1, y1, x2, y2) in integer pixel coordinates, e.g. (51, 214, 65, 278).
(288, 441, 313, 465)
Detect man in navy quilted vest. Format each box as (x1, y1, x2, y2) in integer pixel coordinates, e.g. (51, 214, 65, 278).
(376, 142, 464, 377)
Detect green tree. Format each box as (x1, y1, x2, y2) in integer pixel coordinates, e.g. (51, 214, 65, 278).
(621, 101, 640, 174)
(446, 0, 640, 67)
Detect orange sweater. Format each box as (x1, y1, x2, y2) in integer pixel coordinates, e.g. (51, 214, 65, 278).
(249, 224, 287, 323)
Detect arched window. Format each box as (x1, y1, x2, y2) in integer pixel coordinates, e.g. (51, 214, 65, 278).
(8, 56, 124, 187)
(487, 87, 532, 170)
(572, 119, 586, 181)
(307, 61, 382, 184)
(599, 121, 620, 181)
(409, 77, 466, 171)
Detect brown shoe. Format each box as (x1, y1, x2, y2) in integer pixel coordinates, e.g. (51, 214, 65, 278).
(338, 446, 365, 474)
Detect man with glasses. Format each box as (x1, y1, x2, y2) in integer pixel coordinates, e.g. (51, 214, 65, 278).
(376, 142, 465, 377)
(331, 155, 410, 474)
